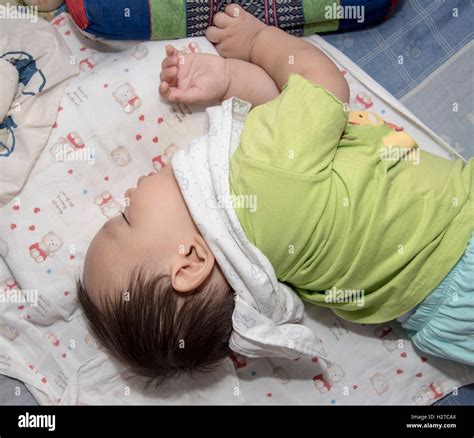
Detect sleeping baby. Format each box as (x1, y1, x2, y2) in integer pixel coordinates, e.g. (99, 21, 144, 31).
(77, 4, 473, 383)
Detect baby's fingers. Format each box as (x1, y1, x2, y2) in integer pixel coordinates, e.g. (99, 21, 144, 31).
(158, 82, 185, 103)
(159, 84, 185, 103)
(161, 55, 178, 69)
(162, 45, 179, 69)
(159, 80, 171, 99)
(168, 86, 204, 105)
(160, 66, 178, 84)
(159, 82, 189, 104)
(165, 44, 177, 57)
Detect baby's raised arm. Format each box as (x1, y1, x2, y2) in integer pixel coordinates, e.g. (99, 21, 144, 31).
(160, 4, 349, 107)
(221, 58, 280, 106)
(207, 3, 350, 104)
(249, 27, 350, 103)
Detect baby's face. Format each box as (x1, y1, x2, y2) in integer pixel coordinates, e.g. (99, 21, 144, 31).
(83, 164, 201, 303)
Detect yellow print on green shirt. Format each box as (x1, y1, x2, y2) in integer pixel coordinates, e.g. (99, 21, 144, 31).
(348, 110, 418, 150)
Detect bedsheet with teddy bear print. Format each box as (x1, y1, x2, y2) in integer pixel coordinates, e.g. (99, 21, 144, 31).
(0, 13, 472, 405)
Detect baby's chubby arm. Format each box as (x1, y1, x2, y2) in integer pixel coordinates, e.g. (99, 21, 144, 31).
(159, 45, 279, 107)
(221, 58, 280, 106)
(248, 27, 350, 104)
(206, 4, 350, 104)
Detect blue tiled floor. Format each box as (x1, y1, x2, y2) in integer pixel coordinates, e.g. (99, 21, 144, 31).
(435, 384, 474, 406)
(322, 0, 473, 98)
(322, 0, 473, 160)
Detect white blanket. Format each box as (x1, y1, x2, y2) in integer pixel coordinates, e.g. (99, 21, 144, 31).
(172, 99, 327, 361)
(0, 16, 78, 206)
(0, 13, 472, 405)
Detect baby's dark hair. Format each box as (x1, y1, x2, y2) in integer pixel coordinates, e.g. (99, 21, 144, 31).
(76, 266, 235, 385)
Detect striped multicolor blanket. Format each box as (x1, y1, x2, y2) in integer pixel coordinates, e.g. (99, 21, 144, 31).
(66, 0, 397, 40)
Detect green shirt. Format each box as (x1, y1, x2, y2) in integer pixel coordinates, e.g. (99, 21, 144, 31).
(230, 74, 473, 323)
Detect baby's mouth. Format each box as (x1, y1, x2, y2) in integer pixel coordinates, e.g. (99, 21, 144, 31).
(124, 170, 158, 203)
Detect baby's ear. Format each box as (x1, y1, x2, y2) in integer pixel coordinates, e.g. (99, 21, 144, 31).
(170, 235, 215, 293)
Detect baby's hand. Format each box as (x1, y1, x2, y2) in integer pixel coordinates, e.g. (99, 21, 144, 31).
(159, 45, 231, 105)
